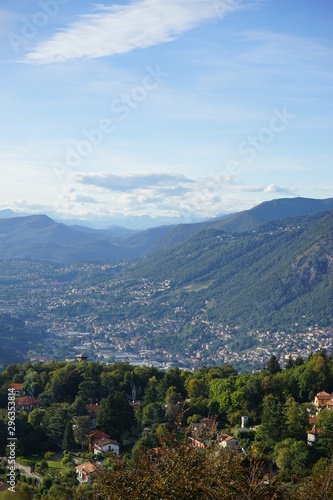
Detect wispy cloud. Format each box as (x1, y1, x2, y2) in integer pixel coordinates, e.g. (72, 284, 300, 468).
(24, 0, 245, 64)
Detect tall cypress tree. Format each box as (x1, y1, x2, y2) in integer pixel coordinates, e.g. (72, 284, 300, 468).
(266, 355, 282, 375)
(62, 420, 76, 451)
(259, 395, 286, 450)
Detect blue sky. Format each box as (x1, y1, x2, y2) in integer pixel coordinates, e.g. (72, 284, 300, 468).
(0, 0, 332, 224)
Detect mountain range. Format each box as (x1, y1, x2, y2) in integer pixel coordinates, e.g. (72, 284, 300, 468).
(0, 197, 332, 263)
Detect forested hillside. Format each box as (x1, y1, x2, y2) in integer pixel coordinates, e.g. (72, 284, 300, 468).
(0, 352, 333, 498)
(0, 315, 45, 370)
(134, 210, 333, 331)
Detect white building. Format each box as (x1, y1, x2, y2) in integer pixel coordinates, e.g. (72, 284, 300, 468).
(93, 438, 120, 456)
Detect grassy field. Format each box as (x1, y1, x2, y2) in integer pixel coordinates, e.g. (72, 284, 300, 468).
(16, 454, 68, 472)
(183, 281, 213, 292)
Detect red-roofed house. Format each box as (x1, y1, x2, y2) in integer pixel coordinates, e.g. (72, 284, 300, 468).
(10, 383, 23, 397)
(218, 433, 239, 450)
(87, 430, 111, 452)
(15, 396, 41, 413)
(75, 462, 96, 484)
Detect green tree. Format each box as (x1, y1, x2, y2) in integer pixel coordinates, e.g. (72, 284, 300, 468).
(46, 483, 73, 499)
(186, 377, 209, 400)
(49, 365, 82, 403)
(96, 391, 135, 440)
(43, 403, 70, 442)
(100, 372, 118, 398)
(266, 355, 282, 375)
(317, 408, 333, 457)
(256, 394, 285, 450)
(62, 420, 76, 451)
(28, 408, 45, 430)
(0, 418, 7, 454)
(165, 386, 183, 423)
(285, 355, 294, 370)
(285, 396, 308, 441)
(73, 415, 92, 451)
(141, 402, 165, 426)
(19, 483, 33, 499)
(70, 395, 88, 417)
(158, 367, 186, 399)
(274, 438, 309, 478)
(78, 378, 99, 404)
(142, 376, 159, 406)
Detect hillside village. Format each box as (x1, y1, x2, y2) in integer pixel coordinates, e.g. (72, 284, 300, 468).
(0, 260, 332, 373)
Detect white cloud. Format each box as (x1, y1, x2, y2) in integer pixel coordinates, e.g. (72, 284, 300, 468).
(74, 171, 194, 192)
(227, 184, 296, 195)
(24, 0, 245, 64)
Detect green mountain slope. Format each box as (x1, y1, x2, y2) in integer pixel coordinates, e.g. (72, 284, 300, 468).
(133, 210, 333, 331)
(148, 197, 333, 252)
(0, 314, 45, 369)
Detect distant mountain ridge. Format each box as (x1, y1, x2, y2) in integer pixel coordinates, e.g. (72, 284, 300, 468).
(0, 215, 136, 262)
(0, 209, 21, 219)
(145, 197, 333, 252)
(0, 197, 332, 262)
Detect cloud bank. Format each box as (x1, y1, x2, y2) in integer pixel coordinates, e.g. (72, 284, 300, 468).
(24, 0, 244, 64)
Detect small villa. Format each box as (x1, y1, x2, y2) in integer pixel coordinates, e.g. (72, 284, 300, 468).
(93, 438, 120, 456)
(75, 462, 96, 484)
(218, 433, 239, 450)
(314, 391, 333, 410)
(15, 395, 41, 413)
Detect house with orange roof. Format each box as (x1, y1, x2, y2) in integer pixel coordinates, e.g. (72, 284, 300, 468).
(15, 396, 41, 413)
(314, 391, 333, 410)
(87, 429, 111, 452)
(75, 462, 96, 484)
(218, 433, 239, 450)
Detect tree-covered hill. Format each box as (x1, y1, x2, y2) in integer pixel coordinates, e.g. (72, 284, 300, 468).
(0, 314, 45, 369)
(133, 210, 333, 331)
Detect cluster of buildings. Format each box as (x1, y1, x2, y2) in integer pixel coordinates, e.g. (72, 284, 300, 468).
(306, 390, 333, 446)
(0, 260, 332, 372)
